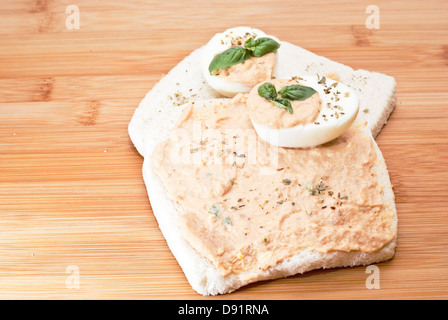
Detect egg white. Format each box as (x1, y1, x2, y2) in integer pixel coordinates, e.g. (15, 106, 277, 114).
(201, 26, 280, 97)
(250, 76, 359, 148)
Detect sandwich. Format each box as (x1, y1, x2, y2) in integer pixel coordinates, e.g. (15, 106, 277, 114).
(128, 27, 398, 295)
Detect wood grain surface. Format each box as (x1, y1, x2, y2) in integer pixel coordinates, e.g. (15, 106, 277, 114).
(1, 0, 447, 299)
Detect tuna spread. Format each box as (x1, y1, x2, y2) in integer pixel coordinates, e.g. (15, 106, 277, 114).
(248, 79, 322, 129)
(152, 95, 396, 278)
(216, 52, 276, 86)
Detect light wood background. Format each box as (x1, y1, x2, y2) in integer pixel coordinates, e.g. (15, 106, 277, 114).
(1, 0, 447, 299)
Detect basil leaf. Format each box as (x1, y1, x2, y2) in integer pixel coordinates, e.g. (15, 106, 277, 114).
(208, 37, 280, 75)
(244, 37, 257, 51)
(258, 83, 293, 114)
(245, 37, 280, 57)
(278, 84, 316, 101)
(208, 46, 251, 74)
(271, 97, 293, 114)
(257, 82, 277, 100)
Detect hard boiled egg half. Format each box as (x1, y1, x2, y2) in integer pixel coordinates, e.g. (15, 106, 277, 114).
(201, 27, 281, 97)
(248, 76, 359, 148)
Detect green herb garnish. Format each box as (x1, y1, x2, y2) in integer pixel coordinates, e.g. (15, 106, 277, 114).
(306, 181, 328, 196)
(278, 84, 316, 101)
(208, 203, 220, 217)
(244, 37, 280, 57)
(258, 81, 277, 99)
(257, 82, 293, 114)
(208, 46, 251, 75)
(208, 37, 280, 74)
(270, 97, 293, 114)
(257, 82, 317, 114)
(224, 216, 232, 226)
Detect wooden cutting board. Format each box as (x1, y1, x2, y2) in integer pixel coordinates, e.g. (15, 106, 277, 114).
(1, 0, 447, 299)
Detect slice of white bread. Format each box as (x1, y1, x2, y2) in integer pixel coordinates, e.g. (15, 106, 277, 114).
(128, 35, 397, 295)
